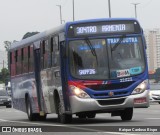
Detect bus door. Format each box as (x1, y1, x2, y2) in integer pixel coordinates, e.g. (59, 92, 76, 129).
(33, 42, 45, 116)
(59, 33, 71, 113)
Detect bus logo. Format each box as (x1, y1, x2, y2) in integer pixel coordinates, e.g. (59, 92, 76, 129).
(108, 91, 114, 97)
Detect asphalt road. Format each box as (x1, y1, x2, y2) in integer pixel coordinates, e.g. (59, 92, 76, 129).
(0, 103, 159, 135)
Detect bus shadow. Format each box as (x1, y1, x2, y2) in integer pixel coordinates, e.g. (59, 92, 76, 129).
(45, 117, 140, 125)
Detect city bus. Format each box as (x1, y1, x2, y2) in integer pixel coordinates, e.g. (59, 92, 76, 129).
(9, 18, 149, 123)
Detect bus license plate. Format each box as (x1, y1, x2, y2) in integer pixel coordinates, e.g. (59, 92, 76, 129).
(134, 97, 147, 104)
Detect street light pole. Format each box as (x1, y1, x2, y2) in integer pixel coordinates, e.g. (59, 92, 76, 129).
(73, 0, 75, 21)
(108, 0, 111, 18)
(131, 3, 140, 18)
(56, 5, 62, 24)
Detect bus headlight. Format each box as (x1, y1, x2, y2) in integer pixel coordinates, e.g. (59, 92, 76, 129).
(131, 80, 148, 95)
(69, 85, 90, 98)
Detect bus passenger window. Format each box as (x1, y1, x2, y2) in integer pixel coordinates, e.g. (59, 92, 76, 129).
(40, 40, 49, 69)
(50, 37, 54, 67)
(15, 50, 18, 75)
(21, 47, 28, 73)
(40, 41, 44, 69)
(10, 52, 16, 76)
(10, 52, 12, 65)
(45, 39, 50, 68)
(29, 45, 34, 72)
(21, 48, 24, 73)
(28, 46, 34, 72)
(52, 36, 59, 67)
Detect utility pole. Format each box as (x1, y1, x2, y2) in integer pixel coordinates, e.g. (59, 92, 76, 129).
(131, 3, 140, 18)
(73, 0, 75, 21)
(108, 0, 111, 18)
(56, 5, 62, 24)
(3, 60, 4, 69)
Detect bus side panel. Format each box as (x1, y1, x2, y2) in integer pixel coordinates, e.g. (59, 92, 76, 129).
(11, 73, 39, 113)
(40, 68, 57, 113)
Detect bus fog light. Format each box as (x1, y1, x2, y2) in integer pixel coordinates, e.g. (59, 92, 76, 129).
(69, 85, 90, 98)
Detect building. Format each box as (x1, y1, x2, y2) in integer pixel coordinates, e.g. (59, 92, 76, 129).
(144, 29, 160, 71)
(0, 50, 7, 71)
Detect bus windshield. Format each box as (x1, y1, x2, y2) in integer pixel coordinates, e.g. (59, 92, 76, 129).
(69, 36, 145, 80)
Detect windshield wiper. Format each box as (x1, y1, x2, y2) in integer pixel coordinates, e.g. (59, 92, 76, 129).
(110, 35, 126, 59)
(111, 34, 126, 52)
(84, 37, 98, 65)
(85, 38, 96, 56)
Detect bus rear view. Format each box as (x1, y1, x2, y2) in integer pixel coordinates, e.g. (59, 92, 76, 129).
(65, 18, 149, 122)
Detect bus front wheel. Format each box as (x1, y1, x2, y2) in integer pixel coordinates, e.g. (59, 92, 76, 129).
(120, 108, 133, 121)
(57, 98, 72, 124)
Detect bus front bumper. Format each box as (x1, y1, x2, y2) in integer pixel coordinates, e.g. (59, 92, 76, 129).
(69, 90, 149, 114)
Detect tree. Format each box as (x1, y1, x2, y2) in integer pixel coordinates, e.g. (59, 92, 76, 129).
(22, 32, 39, 39)
(4, 31, 39, 51)
(0, 68, 9, 84)
(4, 41, 11, 51)
(4, 40, 18, 51)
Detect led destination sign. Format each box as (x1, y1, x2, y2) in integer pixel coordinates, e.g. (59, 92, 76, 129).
(76, 24, 126, 35)
(75, 24, 134, 36)
(68, 21, 141, 37)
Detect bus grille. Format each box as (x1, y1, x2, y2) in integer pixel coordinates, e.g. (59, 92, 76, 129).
(97, 98, 126, 106)
(93, 91, 128, 97)
(86, 81, 134, 91)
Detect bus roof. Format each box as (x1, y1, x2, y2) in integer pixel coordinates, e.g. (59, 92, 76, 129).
(10, 18, 139, 51)
(66, 18, 138, 25)
(10, 24, 65, 51)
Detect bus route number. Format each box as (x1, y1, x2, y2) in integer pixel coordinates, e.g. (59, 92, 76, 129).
(120, 77, 133, 82)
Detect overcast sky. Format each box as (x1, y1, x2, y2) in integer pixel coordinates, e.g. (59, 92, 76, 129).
(0, 0, 159, 50)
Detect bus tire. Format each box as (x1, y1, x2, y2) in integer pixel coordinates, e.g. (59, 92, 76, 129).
(26, 97, 38, 121)
(6, 105, 12, 108)
(57, 98, 72, 124)
(120, 108, 133, 121)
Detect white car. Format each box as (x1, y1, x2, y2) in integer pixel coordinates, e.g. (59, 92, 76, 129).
(149, 84, 160, 104)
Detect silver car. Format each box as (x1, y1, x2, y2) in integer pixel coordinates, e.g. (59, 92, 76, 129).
(149, 84, 160, 104)
(0, 90, 12, 108)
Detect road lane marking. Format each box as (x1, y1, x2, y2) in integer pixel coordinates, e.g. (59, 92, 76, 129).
(0, 119, 67, 126)
(0, 119, 141, 135)
(145, 118, 160, 119)
(0, 119, 7, 122)
(0, 109, 21, 113)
